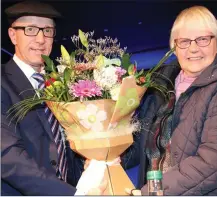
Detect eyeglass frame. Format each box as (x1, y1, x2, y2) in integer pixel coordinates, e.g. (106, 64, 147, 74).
(11, 26, 56, 38)
(174, 35, 215, 49)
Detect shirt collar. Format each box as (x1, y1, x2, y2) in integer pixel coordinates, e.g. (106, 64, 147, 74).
(13, 54, 36, 80)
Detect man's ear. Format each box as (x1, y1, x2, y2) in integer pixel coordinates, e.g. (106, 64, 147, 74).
(8, 27, 17, 45)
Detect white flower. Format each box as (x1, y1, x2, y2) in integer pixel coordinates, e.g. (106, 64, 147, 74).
(93, 66, 118, 90)
(76, 104, 107, 132)
(110, 85, 121, 101)
(57, 65, 67, 74)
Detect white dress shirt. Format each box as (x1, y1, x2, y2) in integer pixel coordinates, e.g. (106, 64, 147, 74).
(13, 55, 40, 89)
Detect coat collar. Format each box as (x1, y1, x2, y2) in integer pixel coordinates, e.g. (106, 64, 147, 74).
(167, 56, 217, 88)
(192, 56, 217, 87)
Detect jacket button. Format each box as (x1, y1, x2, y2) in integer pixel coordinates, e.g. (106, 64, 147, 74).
(144, 121, 149, 126)
(50, 160, 57, 166)
(174, 152, 178, 158)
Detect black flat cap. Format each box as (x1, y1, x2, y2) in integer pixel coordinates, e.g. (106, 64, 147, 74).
(5, 0, 62, 24)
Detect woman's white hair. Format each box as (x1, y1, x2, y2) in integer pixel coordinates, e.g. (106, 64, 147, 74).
(169, 6, 217, 49)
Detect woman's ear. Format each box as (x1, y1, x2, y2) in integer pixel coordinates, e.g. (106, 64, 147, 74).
(8, 27, 17, 45)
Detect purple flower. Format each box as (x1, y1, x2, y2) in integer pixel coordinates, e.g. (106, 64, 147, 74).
(115, 67, 127, 82)
(69, 80, 102, 101)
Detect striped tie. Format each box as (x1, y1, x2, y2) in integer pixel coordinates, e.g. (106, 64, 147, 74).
(32, 73, 68, 182)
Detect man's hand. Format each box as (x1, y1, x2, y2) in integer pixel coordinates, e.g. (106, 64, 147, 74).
(87, 180, 108, 195)
(125, 188, 141, 196)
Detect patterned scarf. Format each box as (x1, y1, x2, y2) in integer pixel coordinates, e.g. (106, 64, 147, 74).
(146, 91, 176, 172)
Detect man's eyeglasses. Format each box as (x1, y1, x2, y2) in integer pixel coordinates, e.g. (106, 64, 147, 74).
(12, 26, 56, 38)
(174, 35, 215, 49)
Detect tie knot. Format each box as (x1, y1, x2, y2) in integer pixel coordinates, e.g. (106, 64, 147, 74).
(32, 73, 45, 89)
(32, 73, 45, 82)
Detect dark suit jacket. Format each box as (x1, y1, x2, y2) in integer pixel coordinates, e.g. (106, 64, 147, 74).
(1, 59, 84, 195)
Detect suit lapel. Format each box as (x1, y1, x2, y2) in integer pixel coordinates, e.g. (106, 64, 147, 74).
(4, 59, 35, 99)
(4, 59, 55, 141)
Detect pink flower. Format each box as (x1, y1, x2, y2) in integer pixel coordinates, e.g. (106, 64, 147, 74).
(69, 80, 102, 101)
(74, 63, 96, 71)
(115, 67, 127, 82)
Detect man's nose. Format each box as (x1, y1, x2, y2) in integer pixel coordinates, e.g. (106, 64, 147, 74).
(35, 30, 45, 44)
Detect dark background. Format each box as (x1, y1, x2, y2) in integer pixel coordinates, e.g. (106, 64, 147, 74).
(2, 0, 217, 68)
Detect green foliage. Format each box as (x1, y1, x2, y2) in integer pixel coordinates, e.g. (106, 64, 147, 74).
(79, 29, 88, 48)
(41, 55, 56, 72)
(121, 53, 131, 71)
(128, 64, 136, 76)
(70, 52, 76, 66)
(63, 67, 73, 84)
(61, 45, 70, 65)
(147, 47, 175, 76)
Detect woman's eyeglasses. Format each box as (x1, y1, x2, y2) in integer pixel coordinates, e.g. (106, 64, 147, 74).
(174, 35, 215, 49)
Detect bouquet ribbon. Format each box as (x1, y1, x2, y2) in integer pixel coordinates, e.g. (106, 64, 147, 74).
(76, 158, 120, 194)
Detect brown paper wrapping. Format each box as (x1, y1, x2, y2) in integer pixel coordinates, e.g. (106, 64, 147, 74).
(46, 77, 147, 195)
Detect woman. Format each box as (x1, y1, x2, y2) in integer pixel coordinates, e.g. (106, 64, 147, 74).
(127, 5, 217, 195)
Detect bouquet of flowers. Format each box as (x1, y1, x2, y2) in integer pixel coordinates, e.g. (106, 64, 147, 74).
(9, 29, 174, 195)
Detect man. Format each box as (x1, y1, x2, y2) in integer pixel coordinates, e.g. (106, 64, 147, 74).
(1, 1, 106, 195)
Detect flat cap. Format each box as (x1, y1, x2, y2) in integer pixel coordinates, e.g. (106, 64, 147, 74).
(5, 0, 62, 23)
